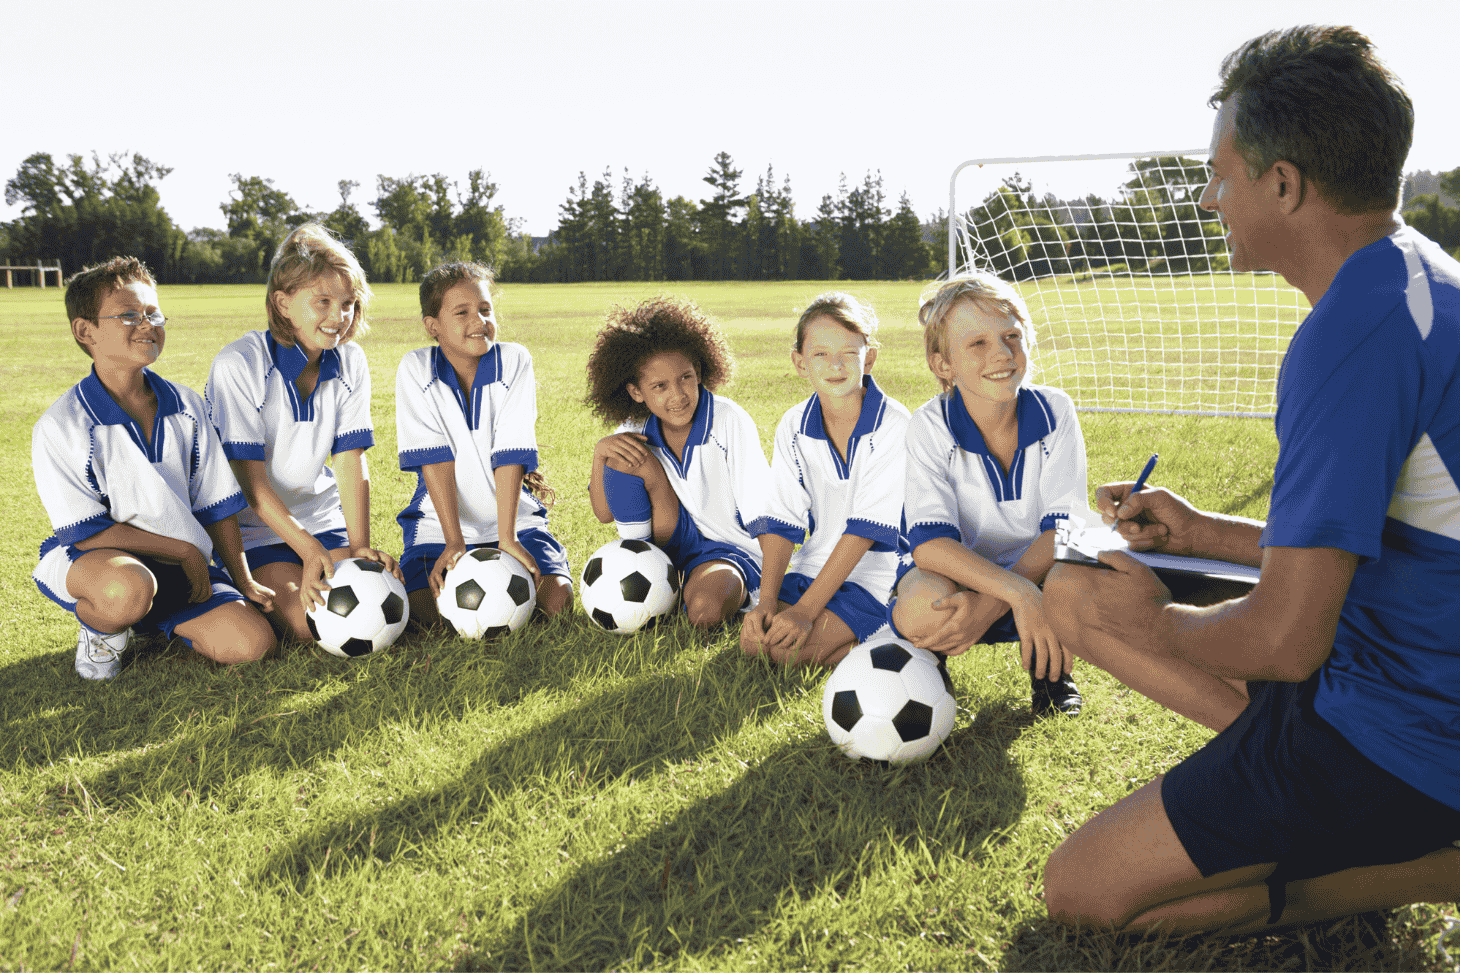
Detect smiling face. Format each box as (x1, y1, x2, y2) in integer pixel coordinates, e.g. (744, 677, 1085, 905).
(271, 272, 357, 359)
(1200, 97, 1275, 274)
(930, 298, 1027, 408)
(78, 281, 165, 367)
(626, 351, 700, 432)
(793, 314, 875, 402)
(425, 278, 497, 362)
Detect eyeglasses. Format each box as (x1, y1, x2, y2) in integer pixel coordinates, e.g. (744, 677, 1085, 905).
(98, 310, 168, 327)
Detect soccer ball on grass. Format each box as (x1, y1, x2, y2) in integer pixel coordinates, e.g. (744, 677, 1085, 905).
(305, 558, 409, 658)
(822, 638, 956, 763)
(579, 539, 680, 634)
(437, 547, 537, 638)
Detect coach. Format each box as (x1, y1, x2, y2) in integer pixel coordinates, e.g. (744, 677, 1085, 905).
(1040, 25, 1459, 935)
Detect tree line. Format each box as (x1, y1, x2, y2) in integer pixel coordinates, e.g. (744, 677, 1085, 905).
(4, 150, 1457, 286)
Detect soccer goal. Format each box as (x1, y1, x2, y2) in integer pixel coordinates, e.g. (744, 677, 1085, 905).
(948, 152, 1308, 418)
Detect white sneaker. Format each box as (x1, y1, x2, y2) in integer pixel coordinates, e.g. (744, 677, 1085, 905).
(75, 626, 131, 680)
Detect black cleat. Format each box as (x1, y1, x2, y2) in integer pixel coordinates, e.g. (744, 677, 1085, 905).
(1031, 669, 1083, 716)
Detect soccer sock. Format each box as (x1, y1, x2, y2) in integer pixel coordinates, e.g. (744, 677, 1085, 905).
(602, 466, 653, 541)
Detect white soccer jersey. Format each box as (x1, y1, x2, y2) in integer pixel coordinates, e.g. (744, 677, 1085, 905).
(395, 343, 549, 548)
(904, 384, 1089, 569)
(748, 375, 910, 602)
(616, 387, 770, 567)
(32, 369, 248, 609)
(205, 332, 374, 550)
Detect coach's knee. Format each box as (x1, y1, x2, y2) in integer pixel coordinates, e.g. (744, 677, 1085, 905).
(1043, 837, 1120, 927)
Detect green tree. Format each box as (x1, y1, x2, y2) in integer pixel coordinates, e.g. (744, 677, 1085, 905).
(321, 179, 370, 244)
(883, 192, 934, 280)
(837, 171, 888, 280)
(622, 173, 666, 281)
(699, 152, 745, 280)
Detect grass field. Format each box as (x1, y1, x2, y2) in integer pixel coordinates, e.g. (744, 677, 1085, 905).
(0, 279, 1454, 971)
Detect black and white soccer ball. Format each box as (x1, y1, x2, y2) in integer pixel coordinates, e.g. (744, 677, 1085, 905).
(305, 557, 409, 658)
(436, 548, 537, 638)
(822, 638, 956, 763)
(579, 539, 680, 634)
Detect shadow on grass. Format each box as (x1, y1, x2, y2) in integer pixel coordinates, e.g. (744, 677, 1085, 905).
(1002, 908, 1448, 972)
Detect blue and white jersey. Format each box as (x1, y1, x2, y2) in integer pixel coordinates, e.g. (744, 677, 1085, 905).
(205, 331, 374, 550)
(904, 384, 1089, 568)
(747, 375, 910, 602)
(395, 343, 549, 548)
(32, 369, 247, 608)
(1263, 224, 1460, 810)
(615, 387, 769, 569)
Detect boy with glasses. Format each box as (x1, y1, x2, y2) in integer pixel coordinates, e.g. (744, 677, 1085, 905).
(31, 257, 276, 679)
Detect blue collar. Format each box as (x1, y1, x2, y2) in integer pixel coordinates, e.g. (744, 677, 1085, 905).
(643, 385, 713, 474)
(268, 331, 341, 385)
(943, 386, 1056, 455)
(800, 374, 887, 443)
(76, 367, 182, 460)
(430, 345, 503, 429)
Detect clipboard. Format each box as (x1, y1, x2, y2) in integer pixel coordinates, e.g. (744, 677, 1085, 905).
(1054, 524, 1260, 586)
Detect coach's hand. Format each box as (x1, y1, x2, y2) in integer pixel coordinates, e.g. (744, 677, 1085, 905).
(1097, 483, 1201, 554)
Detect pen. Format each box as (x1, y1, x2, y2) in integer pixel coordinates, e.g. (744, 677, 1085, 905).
(1130, 453, 1159, 495)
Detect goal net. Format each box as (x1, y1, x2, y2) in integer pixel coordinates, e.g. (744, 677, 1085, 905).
(948, 152, 1309, 417)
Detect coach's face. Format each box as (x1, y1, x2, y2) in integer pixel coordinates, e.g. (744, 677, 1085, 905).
(1200, 97, 1274, 274)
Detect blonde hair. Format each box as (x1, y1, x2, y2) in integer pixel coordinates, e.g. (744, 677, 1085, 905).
(265, 223, 373, 345)
(918, 272, 1035, 391)
(794, 292, 879, 352)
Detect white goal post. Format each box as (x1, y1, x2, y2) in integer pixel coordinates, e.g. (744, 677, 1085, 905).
(948, 151, 1308, 418)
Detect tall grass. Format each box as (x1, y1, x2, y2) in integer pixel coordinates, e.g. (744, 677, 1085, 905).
(0, 280, 1452, 971)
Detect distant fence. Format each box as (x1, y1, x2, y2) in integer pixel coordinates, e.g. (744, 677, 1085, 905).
(2, 260, 63, 288)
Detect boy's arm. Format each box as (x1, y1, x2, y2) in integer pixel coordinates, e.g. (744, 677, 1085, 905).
(74, 523, 213, 603)
(203, 515, 273, 611)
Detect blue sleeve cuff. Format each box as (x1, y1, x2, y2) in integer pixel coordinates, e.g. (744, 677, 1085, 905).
(746, 516, 805, 544)
(845, 517, 902, 553)
(399, 445, 455, 473)
(53, 512, 116, 547)
(222, 441, 266, 462)
(491, 447, 539, 474)
(195, 492, 248, 527)
(1260, 522, 1381, 562)
(1038, 512, 1069, 534)
(908, 521, 962, 552)
(333, 429, 375, 455)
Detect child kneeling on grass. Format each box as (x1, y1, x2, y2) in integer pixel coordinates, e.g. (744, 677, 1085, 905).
(741, 292, 911, 667)
(32, 257, 276, 679)
(586, 296, 770, 631)
(395, 261, 572, 627)
(891, 272, 1087, 716)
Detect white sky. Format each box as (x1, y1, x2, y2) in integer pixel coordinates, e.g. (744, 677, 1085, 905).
(2, 0, 1456, 239)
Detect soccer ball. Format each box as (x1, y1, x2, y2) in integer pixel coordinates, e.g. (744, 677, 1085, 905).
(822, 638, 957, 764)
(436, 547, 537, 638)
(305, 558, 409, 658)
(579, 539, 680, 634)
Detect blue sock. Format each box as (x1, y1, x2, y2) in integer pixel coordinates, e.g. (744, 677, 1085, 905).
(602, 466, 653, 541)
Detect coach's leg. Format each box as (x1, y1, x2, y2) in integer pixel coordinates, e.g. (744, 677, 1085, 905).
(1044, 563, 1248, 731)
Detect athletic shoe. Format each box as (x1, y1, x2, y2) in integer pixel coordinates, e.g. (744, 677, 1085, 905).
(75, 626, 132, 680)
(1031, 669, 1082, 716)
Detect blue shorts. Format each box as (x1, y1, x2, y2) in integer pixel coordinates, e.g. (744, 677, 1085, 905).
(1163, 671, 1460, 923)
(775, 572, 891, 643)
(245, 529, 351, 571)
(400, 527, 572, 594)
(662, 505, 761, 607)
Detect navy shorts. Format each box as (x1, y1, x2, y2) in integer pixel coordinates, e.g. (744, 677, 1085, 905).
(661, 505, 761, 608)
(245, 529, 351, 571)
(400, 527, 572, 594)
(1163, 671, 1460, 923)
(126, 555, 244, 641)
(775, 572, 890, 643)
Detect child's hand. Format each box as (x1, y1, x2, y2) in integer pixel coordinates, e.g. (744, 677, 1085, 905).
(353, 546, 405, 584)
(595, 433, 655, 473)
(764, 605, 818, 657)
(299, 540, 336, 613)
(1009, 586, 1071, 681)
(240, 579, 275, 613)
(497, 538, 541, 582)
(428, 542, 469, 599)
(913, 591, 988, 656)
(180, 546, 213, 604)
(739, 604, 776, 656)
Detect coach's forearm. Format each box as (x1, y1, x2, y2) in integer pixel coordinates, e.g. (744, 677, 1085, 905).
(1190, 512, 1266, 568)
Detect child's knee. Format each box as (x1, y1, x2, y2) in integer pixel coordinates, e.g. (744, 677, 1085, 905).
(684, 590, 731, 629)
(536, 576, 573, 617)
(86, 565, 157, 628)
(188, 607, 277, 664)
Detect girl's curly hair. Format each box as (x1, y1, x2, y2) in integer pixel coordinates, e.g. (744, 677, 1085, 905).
(584, 296, 735, 426)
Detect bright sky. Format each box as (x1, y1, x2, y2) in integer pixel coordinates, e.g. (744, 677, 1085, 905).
(2, 0, 1456, 239)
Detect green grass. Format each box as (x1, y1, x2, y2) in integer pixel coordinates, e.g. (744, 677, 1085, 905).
(0, 280, 1454, 971)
